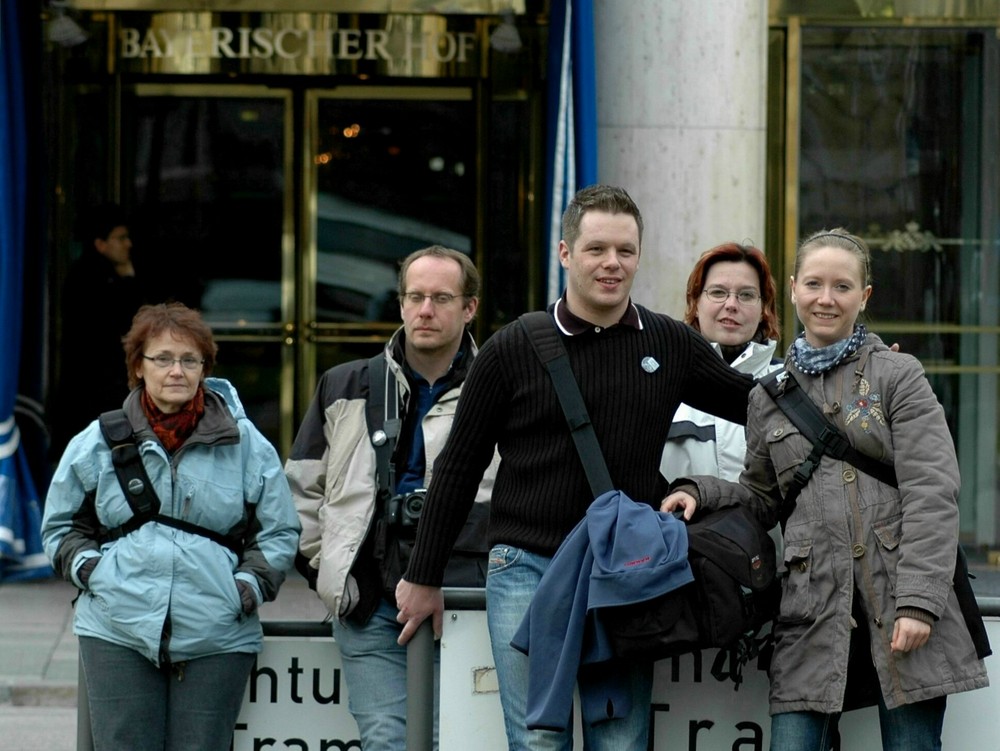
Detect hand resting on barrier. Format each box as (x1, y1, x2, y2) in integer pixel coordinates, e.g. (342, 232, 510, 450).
(395, 578, 445, 644)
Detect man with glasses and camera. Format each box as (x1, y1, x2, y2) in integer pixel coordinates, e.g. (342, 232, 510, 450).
(286, 244, 496, 750)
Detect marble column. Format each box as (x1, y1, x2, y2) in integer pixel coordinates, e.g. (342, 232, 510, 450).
(593, 0, 768, 317)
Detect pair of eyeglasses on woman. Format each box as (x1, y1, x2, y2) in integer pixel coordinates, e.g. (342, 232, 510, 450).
(142, 354, 204, 370)
(702, 287, 761, 305)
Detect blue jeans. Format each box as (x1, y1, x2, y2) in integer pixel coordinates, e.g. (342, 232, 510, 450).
(770, 695, 946, 751)
(486, 544, 652, 751)
(79, 636, 254, 750)
(333, 597, 440, 750)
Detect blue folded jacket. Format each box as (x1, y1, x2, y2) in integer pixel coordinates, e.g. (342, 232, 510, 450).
(511, 489, 693, 731)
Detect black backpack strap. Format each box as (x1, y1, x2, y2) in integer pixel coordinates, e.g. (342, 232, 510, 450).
(366, 353, 399, 500)
(97, 409, 243, 557)
(98, 409, 160, 531)
(154, 516, 243, 556)
(709, 632, 773, 691)
(760, 373, 828, 515)
(518, 312, 613, 497)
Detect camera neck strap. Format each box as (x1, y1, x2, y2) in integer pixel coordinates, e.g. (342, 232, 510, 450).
(366, 352, 401, 500)
(519, 311, 614, 497)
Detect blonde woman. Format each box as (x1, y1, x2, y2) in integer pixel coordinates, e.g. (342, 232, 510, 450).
(663, 229, 988, 751)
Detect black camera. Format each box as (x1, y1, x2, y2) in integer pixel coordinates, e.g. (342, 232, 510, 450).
(387, 489, 426, 528)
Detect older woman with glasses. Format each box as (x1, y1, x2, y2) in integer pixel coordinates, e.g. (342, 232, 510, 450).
(42, 302, 300, 751)
(660, 242, 782, 484)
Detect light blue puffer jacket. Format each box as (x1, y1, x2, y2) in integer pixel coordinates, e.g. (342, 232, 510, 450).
(42, 378, 300, 665)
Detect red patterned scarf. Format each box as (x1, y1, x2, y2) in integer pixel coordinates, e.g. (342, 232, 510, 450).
(140, 386, 205, 453)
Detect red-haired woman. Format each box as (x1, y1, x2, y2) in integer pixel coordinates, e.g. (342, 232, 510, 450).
(42, 302, 300, 750)
(661, 242, 782, 483)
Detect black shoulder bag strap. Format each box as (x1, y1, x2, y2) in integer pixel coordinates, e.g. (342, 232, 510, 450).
(518, 311, 613, 497)
(98, 409, 243, 557)
(520, 313, 774, 684)
(760, 369, 897, 512)
(365, 352, 400, 502)
(760, 369, 991, 659)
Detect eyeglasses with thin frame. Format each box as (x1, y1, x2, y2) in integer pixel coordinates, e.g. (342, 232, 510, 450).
(702, 287, 761, 305)
(401, 292, 466, 307)
(142, 354, 205, 371)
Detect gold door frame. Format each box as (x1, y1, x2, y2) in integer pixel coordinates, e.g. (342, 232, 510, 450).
(767, 10, 1000, 548)
(133, 83, 297, 454)
(298, 85, 475, 412)
(766, 13, 1000, 369)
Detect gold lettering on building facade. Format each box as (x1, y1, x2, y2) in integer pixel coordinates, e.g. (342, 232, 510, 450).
(119, 27, 477, 64)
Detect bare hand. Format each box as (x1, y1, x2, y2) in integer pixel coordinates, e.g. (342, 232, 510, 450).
(891, 616, 930, 654)
(395, 579, 444, 645)
(660, 491, 698, 519)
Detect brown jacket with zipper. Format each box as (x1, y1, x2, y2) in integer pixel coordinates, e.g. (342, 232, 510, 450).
(685, 333, 988, 715)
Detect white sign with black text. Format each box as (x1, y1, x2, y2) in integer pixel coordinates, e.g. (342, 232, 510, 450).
(235, 616, 999, 750)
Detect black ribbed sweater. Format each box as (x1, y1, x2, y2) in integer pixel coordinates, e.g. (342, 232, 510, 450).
(406, 305, 754, 586)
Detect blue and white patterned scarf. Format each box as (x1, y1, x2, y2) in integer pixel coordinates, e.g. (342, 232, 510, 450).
(791, 324, 868, 375)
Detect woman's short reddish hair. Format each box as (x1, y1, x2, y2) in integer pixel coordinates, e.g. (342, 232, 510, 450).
(123, 303, 218, 389)
(684, 242, 780, 342)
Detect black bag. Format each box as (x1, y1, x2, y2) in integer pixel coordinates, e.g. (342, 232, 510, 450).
(520, 312, 779, 685)
(601, 506, 779, 668)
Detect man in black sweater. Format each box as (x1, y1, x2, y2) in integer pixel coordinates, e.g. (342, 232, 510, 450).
(396, 185, 753, 749)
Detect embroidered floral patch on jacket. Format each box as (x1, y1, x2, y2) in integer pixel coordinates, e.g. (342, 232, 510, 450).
(844, 377, 885, 432)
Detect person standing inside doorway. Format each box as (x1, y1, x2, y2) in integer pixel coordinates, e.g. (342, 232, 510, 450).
(53, 202, 147, 457)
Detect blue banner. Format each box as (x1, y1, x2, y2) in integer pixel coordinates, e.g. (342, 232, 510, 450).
(0, 0, 53, 581)
(544, 0, 598, 303)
